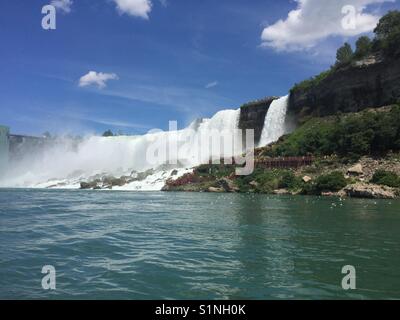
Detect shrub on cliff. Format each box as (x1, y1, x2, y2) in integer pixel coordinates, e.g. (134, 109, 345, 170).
(354, 36, 372, 59)
(313, 172, 347, 194)
(371, 170, 400, 188)
(336, 42, 354, 66)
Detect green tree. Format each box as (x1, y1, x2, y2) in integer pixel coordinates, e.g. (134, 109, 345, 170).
(354, 36, 372, 59)
(374, 10, 400, 39)
(336, 43, 353, 65)
(373, 10, 400, 57)
(102, 129, 114, 137)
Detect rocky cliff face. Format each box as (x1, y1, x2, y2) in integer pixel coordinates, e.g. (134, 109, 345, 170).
(289, 56, 400, 121)
(238, 97, 277, 144)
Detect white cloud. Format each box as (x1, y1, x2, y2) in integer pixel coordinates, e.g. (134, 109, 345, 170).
(159, 0, 168, 7)
(51, 0, 73, 14)
(79, 71, 119, 89)
(205, 81, 219, 89)
(113, 0, 152, 19)
(261, 0, 394, 51)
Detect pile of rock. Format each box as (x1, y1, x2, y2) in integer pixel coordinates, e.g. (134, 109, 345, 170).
(208, 178, 239, 193)
(79, 168, 158, 190)
(343, 183, 396, 199)
(80, 176, 130, 190)
(347, 164, 364, 176)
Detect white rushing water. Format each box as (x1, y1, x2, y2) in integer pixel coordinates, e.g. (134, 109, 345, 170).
(1, 109, 242, 190)
(258, 95, 289, 147)
(1, 95, 290, 190)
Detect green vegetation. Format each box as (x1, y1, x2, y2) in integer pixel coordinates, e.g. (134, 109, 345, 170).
(336, 42, 354, 66)
(314, 171, 347, 193)
(374, 11, 400, 38)
(234, 169, 347, 195)
(301, 172, 347, 195)
(278, 171, 300, 189)
(268, 106, 400, 161)
(354, 36, 372, 59)
(291, 70, 333, 92)
(195, 164, 235, 179)
(374, 10, 400, 57)
(336, 10, 400, 63)
(291, 11, 400, 93)
(371, 170, 400, 188)
(235, 169, 302, 193)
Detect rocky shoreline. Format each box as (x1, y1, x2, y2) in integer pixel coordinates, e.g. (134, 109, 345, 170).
(76, 144, 400, 199)
(161, 153, 400, 199)
(79, 169, 158, 190)
(76, 162, 399, 200)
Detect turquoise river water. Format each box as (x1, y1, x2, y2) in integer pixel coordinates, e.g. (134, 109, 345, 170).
(0, 189, 399, 299)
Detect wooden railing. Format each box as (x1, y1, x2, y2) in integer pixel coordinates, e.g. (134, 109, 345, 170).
(256, 156, 313, 169)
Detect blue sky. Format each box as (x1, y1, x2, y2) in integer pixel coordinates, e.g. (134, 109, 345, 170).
(0, 0, 399, 136)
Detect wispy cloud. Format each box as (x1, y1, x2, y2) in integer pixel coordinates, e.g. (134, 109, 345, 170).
(159, 0, 168, 7)
(97, 83, 233, 114)
(205, 81, 219, 89)
(79, 71, 119, 89)
(82, 117, 152, 130)
(51, 0, 73, 14)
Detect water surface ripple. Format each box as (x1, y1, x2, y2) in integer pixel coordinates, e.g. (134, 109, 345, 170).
(1, 189, 399, 299)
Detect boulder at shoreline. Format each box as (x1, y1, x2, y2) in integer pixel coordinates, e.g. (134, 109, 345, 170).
(344, 183, 396, 199)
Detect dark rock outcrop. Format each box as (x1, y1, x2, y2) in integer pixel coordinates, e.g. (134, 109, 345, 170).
(80, 181, 100, 189)
(102, 176, 128, 188)
(289, 56, 400, 121)
(239, 97, 277, 144)
(214, 178, 239, 193)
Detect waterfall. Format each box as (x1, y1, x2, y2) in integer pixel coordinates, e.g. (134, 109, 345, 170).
(1, 109, 242, 189)
(258, 95, 289, 147)
(1, 94, 291, 190)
